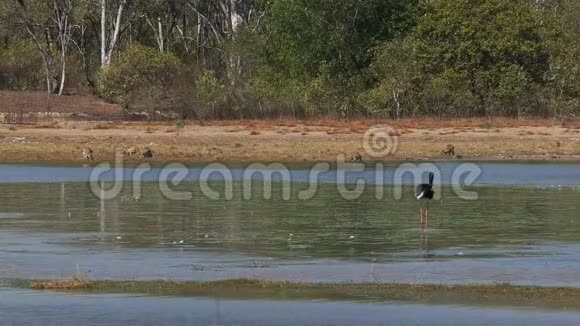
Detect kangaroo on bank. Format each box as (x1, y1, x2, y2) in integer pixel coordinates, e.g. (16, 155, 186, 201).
(349, 152, 363, 162)
(82, 147, 94, 160)
(442, 144, 455, 157)
(123, 146, 140, 157)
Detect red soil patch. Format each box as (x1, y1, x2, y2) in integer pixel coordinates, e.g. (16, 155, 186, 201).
(0, 91, 120, 114)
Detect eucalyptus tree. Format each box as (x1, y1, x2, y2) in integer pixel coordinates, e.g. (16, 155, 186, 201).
(99, 0, 129, 67)
(12, 0, 87, 94)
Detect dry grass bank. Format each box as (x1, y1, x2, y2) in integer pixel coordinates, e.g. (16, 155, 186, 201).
(0, 119, 579, 163)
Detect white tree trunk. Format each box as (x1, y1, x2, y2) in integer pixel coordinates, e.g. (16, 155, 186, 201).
(101, 0, 106, 65)
(58, 54, 66, 95)
(101, 0, 126, 67)
(157, 16, 164, 52)
(224, 0, 244, 86)
(145, 15, 165, 52)
(230, 1, 243, 35)
(55, 0, 73, 95)
(393, 90, 400, 120)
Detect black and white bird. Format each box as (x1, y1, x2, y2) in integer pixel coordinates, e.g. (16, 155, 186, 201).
(416, 172, 435, 228)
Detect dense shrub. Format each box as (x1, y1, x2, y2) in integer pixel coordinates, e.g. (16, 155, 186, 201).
(365, 0, 551, 118)
(97, 44, 183, 111)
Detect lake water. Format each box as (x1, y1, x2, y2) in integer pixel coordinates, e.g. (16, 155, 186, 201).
(1, 162, 579, 323)
(2, 288, 580, 326)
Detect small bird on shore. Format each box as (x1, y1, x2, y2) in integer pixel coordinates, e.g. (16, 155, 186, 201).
(416, 172, 435, 229)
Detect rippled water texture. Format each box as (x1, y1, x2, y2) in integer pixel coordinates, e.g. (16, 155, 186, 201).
(2, 288, 580, 326)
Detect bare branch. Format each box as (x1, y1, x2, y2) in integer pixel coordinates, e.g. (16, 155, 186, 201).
(187, 2, 222, 44)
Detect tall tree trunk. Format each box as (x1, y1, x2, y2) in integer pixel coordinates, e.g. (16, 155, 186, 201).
(145, 15, 165, 52)
(393, 89, 401, 120)
(58, 51, 66, 95)
(101, 0, 127, 67)
(222, 0, 247, 87)
(158, 17, 164, 52)
(54, 0, 74, 95)
(101, 0, 106, 65)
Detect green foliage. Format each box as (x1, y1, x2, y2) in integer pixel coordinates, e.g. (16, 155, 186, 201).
(359, 39, 419, 118)
(196, 70, 223, 102)
(545, 0, 580, 119)
(195, 70, 225, 118)
(1, 0, 579, 119)
(175, 119, 185, 135)
(97, 44, 183, 110)
(259, 0, 419, 116)
(409, 0, 555, 117)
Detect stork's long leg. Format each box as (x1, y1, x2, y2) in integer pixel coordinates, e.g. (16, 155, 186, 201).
(425, 201, 430, 229)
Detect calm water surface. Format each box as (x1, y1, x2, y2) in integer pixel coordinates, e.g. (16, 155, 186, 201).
(2, 288, 580, 326)
(0, 162, 579, 324)
(0, 162, 579, 285)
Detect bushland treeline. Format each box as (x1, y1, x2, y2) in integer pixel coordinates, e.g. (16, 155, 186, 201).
(0, 0, 579, 119)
